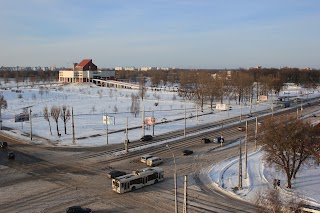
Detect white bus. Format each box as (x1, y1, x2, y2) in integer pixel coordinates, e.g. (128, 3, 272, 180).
(112, 167, 164, 193)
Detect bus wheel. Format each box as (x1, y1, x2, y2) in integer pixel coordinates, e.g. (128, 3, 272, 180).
(131, 186, 136, 191)
(155, 179, 158, 184)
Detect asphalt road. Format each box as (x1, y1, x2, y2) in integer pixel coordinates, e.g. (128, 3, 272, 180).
(0, 102, 318, 213)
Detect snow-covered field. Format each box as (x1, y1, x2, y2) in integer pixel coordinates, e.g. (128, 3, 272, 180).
(1, 80, 320, 207)
(1, 81, 277, 147)
(209, 142, 320, 207)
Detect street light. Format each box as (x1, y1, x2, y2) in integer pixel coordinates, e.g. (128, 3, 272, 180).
(166, 144, 178, 213)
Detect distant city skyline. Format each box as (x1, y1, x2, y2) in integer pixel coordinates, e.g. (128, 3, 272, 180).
(1, 0, 319, 69)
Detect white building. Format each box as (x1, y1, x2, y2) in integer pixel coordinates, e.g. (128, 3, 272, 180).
(59, 59, 115, 83)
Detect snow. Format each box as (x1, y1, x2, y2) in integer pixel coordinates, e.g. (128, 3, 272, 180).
(1, 80, 320, 207)
(209, 143, 320, 207)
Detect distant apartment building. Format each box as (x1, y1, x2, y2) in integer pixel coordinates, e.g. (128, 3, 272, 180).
(59, 59, 115, 83)
(125, 67, 136, 71)
(140, 67, 156, 71)
(115, 67, 124, 71)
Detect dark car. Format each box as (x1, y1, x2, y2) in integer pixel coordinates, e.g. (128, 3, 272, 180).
(0, 142, 8, 148)
(182, 150, 193, 156)
(8, 152, 15, 160)
(66, 206, 92, 213)
(201, 138, 212, 144)
(246, 114, 253, 118)
(107, 170, 126, 179)
(140, 135, 153, 141)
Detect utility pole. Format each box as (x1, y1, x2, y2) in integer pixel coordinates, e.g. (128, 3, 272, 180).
(196, 104, 198, 123)
(183, 175, 187, 213)
(29, 108, 32, 141)
(166, 145, 178, 213)
(221, 123, 224, 147)
(240, 101, 242, 122)
(142, 101, 145, 137)
(255, 117, 258, 151)
(238, 138, 243, 190)
(184, 102, 186, 138)
(72, 107, 75, 144)
(244, 120, 248, 179)
(125, 117, 128, 153)
(152, 111, 155, 136)
(106, 117, 109, 145)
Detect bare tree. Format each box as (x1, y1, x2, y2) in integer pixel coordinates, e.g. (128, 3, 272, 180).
(39, 86, 45, 99)
(51, 106, 61, 136)
(60, 105, 71, 134)
(43, 106, 52, 135)
(32, 93, 37, 102)
(0, 95, 8, 130)
(258, 116, 320, 188)
(91, 105, 96, 114)
(130, 93, 140, 117)
(255, 188, 304, 213)
(113, 105, 118, 113)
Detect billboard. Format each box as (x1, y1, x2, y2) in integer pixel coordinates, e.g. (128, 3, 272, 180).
(258, 95, 268, 102)
(15, 113, 29, 122)
(145, 117, 156, 126)
(216, 104, 227, 111)
(103, 115, 115, 125)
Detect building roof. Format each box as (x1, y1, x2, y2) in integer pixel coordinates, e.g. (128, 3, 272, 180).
(77, 59, 92, 67)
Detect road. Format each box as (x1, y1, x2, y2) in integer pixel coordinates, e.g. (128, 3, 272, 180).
(0, 102, 318, 213)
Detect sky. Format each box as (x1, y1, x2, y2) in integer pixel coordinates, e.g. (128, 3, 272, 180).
(1, 0, 320, 69)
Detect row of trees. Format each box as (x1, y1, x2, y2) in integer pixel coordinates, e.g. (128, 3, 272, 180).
(117, 68, 320, 112)
(43, 105, 71, 136)
(0, 70, 58, 86)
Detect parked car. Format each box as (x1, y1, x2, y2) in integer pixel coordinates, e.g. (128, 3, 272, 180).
(182, 150, 193, 156)
(8, 152, 15, 160)
(0, 142, 8, 148)
(66, 206, 92, 213)
(108, 170, 126, 179)
(312, 114, 317, 117)
(246, 114, 253, 118)
(201, 138, 212, 144)
(238, 126, 245, 131)
(140, 135, 153, 141)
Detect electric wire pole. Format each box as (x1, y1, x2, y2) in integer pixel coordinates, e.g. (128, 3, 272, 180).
(238, 138, 243, 190)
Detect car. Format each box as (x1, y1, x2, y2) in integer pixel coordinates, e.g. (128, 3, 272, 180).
(182, 150, 193, 156)
(140, 135, 153, 141)
(312, 114, 317, 117)
(246, 114, 253, 118)
(66, 206, 92, 213)
(141, 154, 154, 163)
(0, 142, 8, 148)
(146, 157, 163, 167)
(201, 138, 212, 144)
(238, 126, 245, 131)
(107, 170, 126, 179)
(8, 152, 15, 160)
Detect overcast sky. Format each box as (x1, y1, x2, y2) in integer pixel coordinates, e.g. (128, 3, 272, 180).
(1, 0, 320, 69)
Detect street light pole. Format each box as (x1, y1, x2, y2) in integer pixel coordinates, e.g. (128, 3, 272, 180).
(166, 144, 178, 213)
(184, 102, 186, 138)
